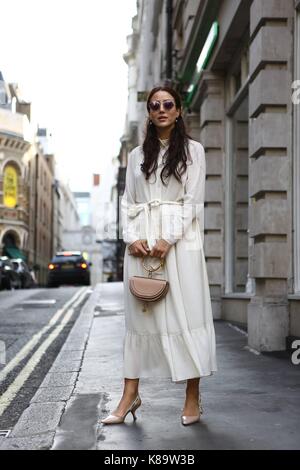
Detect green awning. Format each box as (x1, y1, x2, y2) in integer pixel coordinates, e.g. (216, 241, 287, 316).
(4, 246, 26, 261)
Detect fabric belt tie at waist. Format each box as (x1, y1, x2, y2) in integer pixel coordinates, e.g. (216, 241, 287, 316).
(127, 198, 184, 251)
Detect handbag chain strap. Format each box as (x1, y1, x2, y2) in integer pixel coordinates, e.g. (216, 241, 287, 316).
(142, 256, 165, 278)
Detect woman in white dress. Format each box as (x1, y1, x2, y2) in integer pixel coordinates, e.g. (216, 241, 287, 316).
(101, 86, 217, 426)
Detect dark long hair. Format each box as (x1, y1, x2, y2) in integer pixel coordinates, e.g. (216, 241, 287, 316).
(141, 86, 192, 186)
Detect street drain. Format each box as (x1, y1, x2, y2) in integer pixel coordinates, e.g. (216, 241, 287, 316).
(0, 430, 11, 438)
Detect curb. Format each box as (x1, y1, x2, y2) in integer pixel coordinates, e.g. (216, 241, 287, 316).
(0, 285, 101, 450)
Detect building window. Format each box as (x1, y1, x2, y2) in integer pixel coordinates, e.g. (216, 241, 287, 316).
(225, 35, 251, 293)
(226, 93, 250, 293)
(228, 43, 249, 104)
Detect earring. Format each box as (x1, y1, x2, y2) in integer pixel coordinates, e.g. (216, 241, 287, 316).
(149, 120, 153, 125)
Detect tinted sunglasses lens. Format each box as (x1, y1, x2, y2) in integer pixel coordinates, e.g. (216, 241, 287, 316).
(163, 100, 175, 110)
(149, 101, 160, 111)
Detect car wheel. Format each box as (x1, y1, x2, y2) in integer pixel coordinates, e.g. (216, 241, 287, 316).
(5, 278, 12, 290)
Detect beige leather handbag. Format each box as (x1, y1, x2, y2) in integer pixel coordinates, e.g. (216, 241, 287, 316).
(129, 256, 169, 311)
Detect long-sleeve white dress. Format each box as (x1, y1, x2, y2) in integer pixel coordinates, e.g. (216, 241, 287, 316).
(121, 138, 217, 383)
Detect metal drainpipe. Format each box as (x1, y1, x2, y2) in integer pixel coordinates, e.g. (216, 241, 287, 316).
(166, 0, 173, 85)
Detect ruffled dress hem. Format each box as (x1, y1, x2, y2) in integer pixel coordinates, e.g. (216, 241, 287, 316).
(123, 325, 218, 383)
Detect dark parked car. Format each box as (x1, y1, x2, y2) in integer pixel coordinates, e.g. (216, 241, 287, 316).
(11, 259, 34, 289)
(47, 251, 91, 287)
(0, 257, 22, 290)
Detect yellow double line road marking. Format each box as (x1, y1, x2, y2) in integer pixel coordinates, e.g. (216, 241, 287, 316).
(0, 287, 89, 417)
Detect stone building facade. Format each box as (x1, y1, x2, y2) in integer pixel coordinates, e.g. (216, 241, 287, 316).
(25, 137, 55, 286)
(121, 0, 300, 352)
(0, 82, 32, 262)
(0, 77, 63, 286)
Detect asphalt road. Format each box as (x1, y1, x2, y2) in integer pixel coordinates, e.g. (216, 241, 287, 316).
(0, 286, 91, 432)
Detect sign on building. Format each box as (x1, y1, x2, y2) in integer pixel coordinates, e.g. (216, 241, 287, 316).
(3, 165, 18, 208)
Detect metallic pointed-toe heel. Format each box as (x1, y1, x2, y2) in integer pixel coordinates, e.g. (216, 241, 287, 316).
(181, 414, 201, 426)
(181, 396, 203, 426)
(101, 395, 142, 425)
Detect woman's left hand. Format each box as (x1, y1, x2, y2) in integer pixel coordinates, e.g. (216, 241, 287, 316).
(149, 239, 172, 259)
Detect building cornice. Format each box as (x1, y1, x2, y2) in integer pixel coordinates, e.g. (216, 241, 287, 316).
(0, 219, 29, 229)
(0, 133, 31, 153)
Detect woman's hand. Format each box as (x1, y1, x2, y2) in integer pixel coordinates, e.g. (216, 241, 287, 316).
(149, 239, 172, 259)
(128, 240, 150, 257)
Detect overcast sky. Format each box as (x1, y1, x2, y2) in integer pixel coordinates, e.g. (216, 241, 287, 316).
(0, 0, 137, 191)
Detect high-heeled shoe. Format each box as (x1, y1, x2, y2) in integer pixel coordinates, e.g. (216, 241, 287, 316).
(101, 395, 142, 425)
(181, 397, 203, 426)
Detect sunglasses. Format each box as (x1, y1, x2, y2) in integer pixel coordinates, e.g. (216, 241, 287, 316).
(148, 99, 176, 112)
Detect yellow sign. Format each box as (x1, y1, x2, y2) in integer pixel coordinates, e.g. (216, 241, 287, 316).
(3, 165, 18, 208)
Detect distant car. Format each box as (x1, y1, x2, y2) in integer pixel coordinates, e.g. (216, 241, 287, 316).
(11, 259, 34, 289)
(47, 251, 91, 287)
(0, 256, 22, 290)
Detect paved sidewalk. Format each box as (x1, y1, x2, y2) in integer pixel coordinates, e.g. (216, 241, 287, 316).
(1, 282, 300, 450)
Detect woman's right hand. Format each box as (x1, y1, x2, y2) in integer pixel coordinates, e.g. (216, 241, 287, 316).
(128, 240, 150, 257)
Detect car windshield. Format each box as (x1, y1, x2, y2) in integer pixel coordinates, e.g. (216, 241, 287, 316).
(52, 255, 84, 264)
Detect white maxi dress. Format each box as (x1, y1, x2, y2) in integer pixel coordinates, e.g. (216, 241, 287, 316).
(121, 138, 217, 383)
